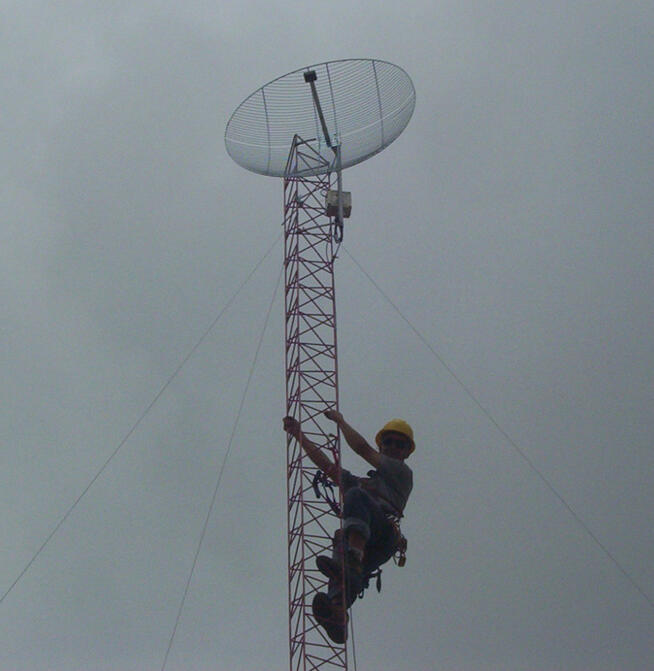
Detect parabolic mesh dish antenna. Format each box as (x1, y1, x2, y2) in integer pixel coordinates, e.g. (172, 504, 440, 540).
(225, 58, 416, 177)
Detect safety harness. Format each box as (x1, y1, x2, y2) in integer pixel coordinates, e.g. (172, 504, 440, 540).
(389, 514, 408, 568)
(312, 470, 342, 517)
(312, 470, 408, 598)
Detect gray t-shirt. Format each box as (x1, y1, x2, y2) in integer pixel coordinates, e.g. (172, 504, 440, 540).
(342, 454, 413, 515)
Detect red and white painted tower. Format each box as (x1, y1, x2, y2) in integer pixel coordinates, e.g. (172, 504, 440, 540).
(225, 59, 415, 671)
(283, 136, 347, 670)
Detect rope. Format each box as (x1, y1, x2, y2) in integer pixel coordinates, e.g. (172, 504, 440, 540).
(343, 245, 654, 614)
(0, 233, 282, 609)
(160, 262, 283, 670)
(349, 606, 358, 671)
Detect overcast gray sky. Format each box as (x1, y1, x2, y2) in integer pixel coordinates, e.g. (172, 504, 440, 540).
(2, 2, 653, 669)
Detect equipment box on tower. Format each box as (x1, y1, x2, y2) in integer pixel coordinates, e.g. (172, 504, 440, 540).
(326, 190, 352, 218)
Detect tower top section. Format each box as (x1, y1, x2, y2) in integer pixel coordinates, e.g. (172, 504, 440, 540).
(225, 58, 416, 178)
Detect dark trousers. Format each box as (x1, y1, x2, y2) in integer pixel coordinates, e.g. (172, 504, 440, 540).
(327, 486, 398, 605)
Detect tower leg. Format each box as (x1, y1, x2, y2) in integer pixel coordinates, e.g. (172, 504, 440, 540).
(284, 137, 347, 671)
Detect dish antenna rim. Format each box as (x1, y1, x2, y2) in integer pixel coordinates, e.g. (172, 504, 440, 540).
(224, 57, 416, 178)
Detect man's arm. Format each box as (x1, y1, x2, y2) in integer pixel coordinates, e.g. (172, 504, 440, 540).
(283, 416, 339, 482)
(323, 410, 381, 469)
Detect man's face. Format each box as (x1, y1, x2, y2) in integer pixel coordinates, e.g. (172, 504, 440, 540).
(379, 432, 412, 460)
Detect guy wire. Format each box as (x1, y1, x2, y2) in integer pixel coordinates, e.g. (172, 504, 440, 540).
(0, 232, 282, 608)
(343, 245, 654, 614)
(161, 261, 284, 670)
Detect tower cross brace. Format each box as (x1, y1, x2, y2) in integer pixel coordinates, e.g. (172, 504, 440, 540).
(283, 136, 348, 671)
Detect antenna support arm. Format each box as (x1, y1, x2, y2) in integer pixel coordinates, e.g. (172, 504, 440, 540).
(304, 70, 334, 150)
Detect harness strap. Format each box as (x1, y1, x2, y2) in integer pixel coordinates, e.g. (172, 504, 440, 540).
(313, 470, 409, 568)
(387, 514, 408, 567)
(312, 470, 342, 516)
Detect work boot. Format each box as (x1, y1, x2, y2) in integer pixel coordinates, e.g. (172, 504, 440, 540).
(317, 554, 364, 604)
(316, 555, 341, 581)
(312, 592, 348, 643)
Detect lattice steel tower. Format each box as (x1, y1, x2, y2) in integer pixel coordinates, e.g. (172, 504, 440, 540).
(225, 59, 415, 671)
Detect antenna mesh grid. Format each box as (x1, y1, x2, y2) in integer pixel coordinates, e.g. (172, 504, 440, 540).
(225, 59, 415, 177)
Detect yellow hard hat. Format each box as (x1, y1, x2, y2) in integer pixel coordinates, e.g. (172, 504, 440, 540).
(375, 419, 415, 455)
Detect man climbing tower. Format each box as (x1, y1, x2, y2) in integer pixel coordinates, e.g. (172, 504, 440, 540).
(282, 411, 414, 643)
